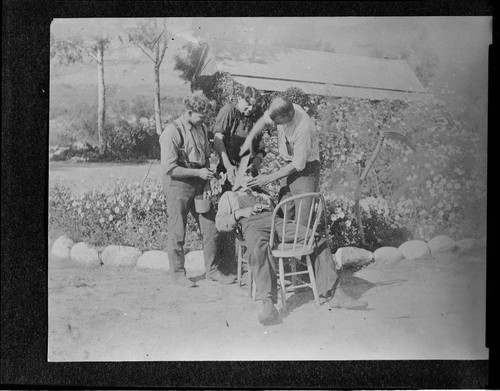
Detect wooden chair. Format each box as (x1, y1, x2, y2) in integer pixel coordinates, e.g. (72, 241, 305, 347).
(269, 192, 328, 313)
(236, 238, 257, 299)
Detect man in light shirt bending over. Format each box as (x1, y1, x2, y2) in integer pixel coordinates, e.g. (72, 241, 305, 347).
(240, 96, 320, 228)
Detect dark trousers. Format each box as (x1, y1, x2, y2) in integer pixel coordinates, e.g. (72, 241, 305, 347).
(240, 212, 338, 303)
(279, 160, 320, 227)
(163, 175, 219, 278)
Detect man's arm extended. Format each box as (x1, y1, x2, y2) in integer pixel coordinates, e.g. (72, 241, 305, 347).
(239, 116, 269, 157)
(245, 162, 297, 188)
(169, 166, 214, 180)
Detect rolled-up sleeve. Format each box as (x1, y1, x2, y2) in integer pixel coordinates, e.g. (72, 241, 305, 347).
(213, 104, 236, 154)
(160, 124, 181, 175)
(213, 104, 236, 135)
(290, 126, 311, 171)
(215, 192, 239, 232)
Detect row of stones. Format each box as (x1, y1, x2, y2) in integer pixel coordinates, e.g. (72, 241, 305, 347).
(51, 237, 196, 271)
(336, 235, 486, 268)
(51, 234, 486, 271)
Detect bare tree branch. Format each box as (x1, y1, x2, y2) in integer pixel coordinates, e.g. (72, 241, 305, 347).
(158, 41, 168, 64)
(74, 43, 98, 62)
(151, 30, 164, 49)
(135, 42, 156, 62)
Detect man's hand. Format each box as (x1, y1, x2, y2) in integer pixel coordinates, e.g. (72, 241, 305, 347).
(252, 204, 270, 213)
(203, 190, 212, 200)
(198, 168, 214, 181)
(225, 164, 237, 184)
(246, 174, 272, 188)
(236, 207, 255, 220)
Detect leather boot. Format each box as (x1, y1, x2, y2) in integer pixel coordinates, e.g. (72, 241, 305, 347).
(258, 298, 279, 325)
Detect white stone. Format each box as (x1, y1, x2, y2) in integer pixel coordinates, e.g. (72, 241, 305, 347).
(51, 235, 75, 259)
(70, 242, 101, 266)
(137, 251, 169, 270)
(101, 245, 142, 267)
(399, 240, 430, 260)
(335, 247, 373, 268)
(373, 246, 404, 264)
(185, 250, 205, 273)
(456, 238, 477, 252)
(428, 235, 457, 255)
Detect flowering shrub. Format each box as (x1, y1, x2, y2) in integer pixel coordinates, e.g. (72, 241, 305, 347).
(324, 194, 411, 252)
(49, 180, 202, 252)
(256, 88, 486, 244)
(315, 94, 486, 242)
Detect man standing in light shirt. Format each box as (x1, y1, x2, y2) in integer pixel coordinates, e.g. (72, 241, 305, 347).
(241, 97, 321, 227)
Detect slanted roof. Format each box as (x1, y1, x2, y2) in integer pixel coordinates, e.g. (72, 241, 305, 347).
(198, 45, 428, 101)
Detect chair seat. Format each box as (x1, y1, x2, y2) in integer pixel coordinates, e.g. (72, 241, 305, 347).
(271, 243, 314, 258)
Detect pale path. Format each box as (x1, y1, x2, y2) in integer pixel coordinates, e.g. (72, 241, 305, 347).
(49, 161, 164, 194)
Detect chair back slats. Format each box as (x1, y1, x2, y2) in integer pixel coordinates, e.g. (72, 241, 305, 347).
(270, 193, 326, 255)
(281, 203, 287, 251)
(293, 198, 302, 250)
(303, 198, 316, 251)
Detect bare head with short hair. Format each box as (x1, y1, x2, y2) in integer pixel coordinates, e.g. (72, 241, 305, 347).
(236, 85, 261, 116)
(268, 97, 294, 124)
(243, 86, 261, 105)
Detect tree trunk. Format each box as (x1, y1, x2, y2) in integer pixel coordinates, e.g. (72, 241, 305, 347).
(154, 64, 162, 136)
(97, 47, 106, 152)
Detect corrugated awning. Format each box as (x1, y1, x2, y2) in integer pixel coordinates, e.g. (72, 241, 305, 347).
(197, 45, 429, 101)
(232, 75, 428, 101)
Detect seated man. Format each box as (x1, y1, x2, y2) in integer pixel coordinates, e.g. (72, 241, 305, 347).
(215, 178, 368, 325)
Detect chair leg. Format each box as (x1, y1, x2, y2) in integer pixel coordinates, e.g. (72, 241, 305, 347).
(250, 271, 257, 301)
(237, 244, 243, 286)
(278, 257, 287, 312)
(248, 268, 254, 299)
(306, 255, 320, 306)
(290, 257, 298, 287)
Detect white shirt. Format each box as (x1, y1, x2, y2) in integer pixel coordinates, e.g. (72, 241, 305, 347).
(263, 104, 320, 171)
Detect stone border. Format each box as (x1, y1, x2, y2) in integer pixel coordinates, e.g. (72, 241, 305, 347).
(51, 233, 486, 271)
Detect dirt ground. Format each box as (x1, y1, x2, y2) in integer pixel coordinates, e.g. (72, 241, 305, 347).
(48, 243, 488, 362)
(48, 162, 489, 361)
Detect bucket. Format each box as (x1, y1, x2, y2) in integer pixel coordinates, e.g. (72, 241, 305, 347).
(194, 195, 211, 214)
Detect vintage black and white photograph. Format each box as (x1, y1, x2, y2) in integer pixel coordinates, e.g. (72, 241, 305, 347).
(47, 16, 490, 362)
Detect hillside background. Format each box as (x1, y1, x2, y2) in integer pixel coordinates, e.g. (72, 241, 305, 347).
(50, 16, 491, 143)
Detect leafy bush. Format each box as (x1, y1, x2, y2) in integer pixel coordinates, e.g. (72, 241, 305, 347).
(258, 87, 486, 244)
(50, 94, 184, 161)
(315, 94, 487, 241)
(103, 119, 160, 161)
(49, 180, 202, 252)
(49, 102, 99, 147)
